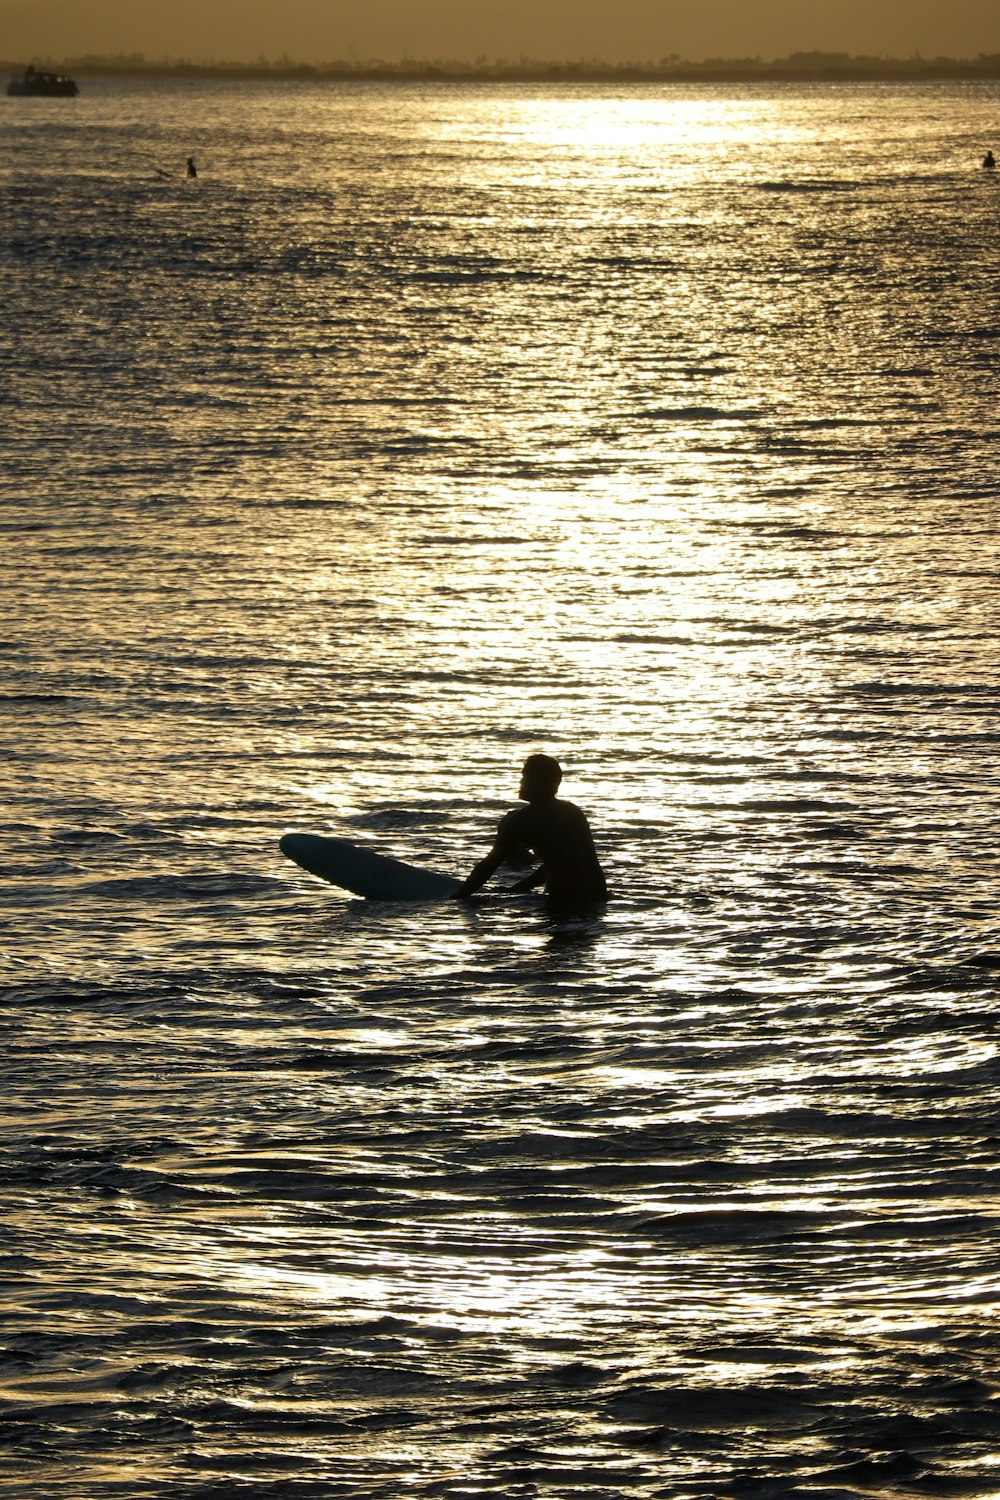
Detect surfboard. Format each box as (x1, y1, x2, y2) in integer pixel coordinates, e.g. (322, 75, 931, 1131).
(279, 833, 462, 901)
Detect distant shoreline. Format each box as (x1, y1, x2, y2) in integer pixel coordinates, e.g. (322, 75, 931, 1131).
(5, 54, 1000, 84)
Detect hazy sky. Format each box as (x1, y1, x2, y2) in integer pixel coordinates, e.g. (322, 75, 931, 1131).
(3, 0, 999, 64)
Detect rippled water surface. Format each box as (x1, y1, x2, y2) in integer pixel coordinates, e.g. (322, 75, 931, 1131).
(2, 77, 1000, 1498)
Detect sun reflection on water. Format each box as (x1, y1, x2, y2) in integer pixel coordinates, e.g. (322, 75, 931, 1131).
(4, 75, 1000, 1499)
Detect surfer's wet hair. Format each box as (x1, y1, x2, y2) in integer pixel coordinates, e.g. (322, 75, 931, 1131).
(522, 753, 562, 793)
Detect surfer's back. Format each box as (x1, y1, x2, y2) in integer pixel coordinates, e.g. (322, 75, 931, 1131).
(499, 796, 607, 900)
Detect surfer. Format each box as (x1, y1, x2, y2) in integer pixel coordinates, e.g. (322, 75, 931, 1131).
(186, 156, 198, 178)
(983, 151, 996, 170)
(454, 754, 608, 903)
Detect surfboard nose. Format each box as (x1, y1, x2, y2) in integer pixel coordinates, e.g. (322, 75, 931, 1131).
(279, 832, 314, 861)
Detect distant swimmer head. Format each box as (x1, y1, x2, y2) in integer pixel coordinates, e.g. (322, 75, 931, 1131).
(520, 753, 562, 801)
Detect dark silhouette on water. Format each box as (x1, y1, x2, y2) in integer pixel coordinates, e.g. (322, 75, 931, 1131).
(6, 63, 78, 97)
(984, 151, 996, 169)
(186, 156, 198, 178)
(455, 754, 608, 903)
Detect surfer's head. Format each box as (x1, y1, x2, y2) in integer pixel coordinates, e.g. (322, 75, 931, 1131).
(520, 753, 562, 801)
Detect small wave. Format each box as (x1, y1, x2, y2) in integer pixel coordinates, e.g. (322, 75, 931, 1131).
(606, 1381, 823, 1427)
(49, 828, 124, 844)
(739, 797, 858, 812)
(82, 874, 274, 901)
(0, 691, 75, 703)
(756, 178, 861, 193)
(637, 404, 758, 421)
(613, 631, 694, 645)
(848, 680, 998, 698)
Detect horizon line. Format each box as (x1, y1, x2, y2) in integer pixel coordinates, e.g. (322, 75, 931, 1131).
(7, 49, 1000, 80)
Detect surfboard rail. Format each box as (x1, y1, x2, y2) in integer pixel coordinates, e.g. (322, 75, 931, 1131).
(280, 832, 462, 901)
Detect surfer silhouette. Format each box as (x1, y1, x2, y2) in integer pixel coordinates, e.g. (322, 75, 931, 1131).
(983, 151, 996, 170)
(186, 156, 198, 178)
(454, 754, 608, 902)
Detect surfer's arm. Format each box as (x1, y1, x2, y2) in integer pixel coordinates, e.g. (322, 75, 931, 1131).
(508, 865, 545, 893)
(453, 850, 505, 899)
(455, 810, 535, 898)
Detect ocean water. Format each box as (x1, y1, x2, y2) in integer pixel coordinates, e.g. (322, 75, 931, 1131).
(2, 75, 1000, 1499)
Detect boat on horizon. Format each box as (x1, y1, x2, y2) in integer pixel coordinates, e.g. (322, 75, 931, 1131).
(6, 64, 79, 97)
